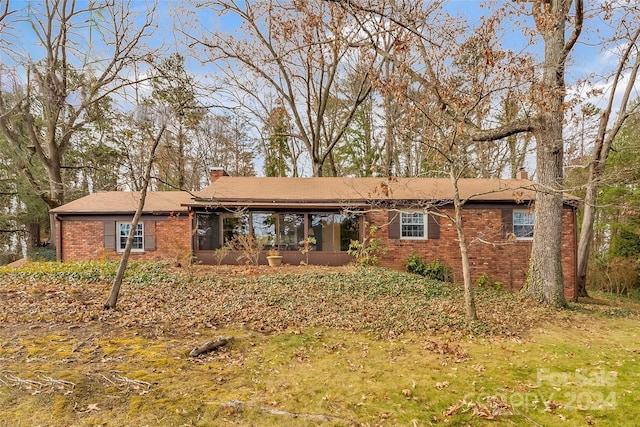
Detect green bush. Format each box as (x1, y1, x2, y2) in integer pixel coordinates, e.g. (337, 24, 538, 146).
(405, 251, 425, 275)
(405, 252, 451, 282)
(27, 246, 57, 262)
(610, 229, 640, 258)
(476, 272, 504, 291)
(348, 225, 387, 266)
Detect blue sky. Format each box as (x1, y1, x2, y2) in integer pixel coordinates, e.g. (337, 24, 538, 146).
(1, 0, 636, 180)
(1, 1, 626, 92)
(1, 0, 635, 129)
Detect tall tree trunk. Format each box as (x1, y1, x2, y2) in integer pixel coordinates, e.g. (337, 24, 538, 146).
(312, 159, 323, 177)
(576, 123, 611, 299)
(526, 124, 566, 306)
(328, 150, 338, 177)
(451, 169, 477, 320)
(383, 92, 396, 177)
(178, 126, 186, 189)
(576, 181, 597, 298)
(524, 0, 581, 308)
(458, 231, 477, 320)
(105, 125, 165, 310)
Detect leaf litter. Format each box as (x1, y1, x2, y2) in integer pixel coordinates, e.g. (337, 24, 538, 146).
(0, 262, 553, 338)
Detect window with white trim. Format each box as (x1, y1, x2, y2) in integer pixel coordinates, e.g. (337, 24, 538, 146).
(401, 212, 427, 239)
(117, 222, 144, 251)
(513, 210, 534, 239)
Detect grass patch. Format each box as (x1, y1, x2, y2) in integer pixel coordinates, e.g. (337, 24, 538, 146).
(0, 262, 638, 425)
(1, 318, 638, 426)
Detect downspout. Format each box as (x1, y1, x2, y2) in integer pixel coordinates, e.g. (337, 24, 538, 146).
(54, 214, 62, 262)
(49, 211, 56, 247)
(190, 208, 197, 257)
(573, 205, 579, 302)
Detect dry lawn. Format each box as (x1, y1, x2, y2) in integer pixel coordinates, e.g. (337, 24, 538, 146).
(0, 262, 638, 426)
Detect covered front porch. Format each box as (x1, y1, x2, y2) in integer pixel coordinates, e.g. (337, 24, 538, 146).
(189, 208, 365, 266)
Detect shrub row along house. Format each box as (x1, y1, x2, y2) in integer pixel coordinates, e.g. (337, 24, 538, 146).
(51, 168, 578, 299)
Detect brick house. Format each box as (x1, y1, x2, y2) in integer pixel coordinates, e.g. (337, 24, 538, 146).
(51, 169, 578, 298)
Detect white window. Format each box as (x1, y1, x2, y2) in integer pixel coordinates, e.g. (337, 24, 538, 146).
(117, 222, 144, 251)
(401, 212, 427, 239)
(513, 210, 534, 239)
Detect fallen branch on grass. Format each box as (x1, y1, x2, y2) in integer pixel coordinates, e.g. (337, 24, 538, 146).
(113, 374, 152, 390)
(97, 373, 117, 386)
(221, 400, 355, 423)
(6, 374, 43, 389)
(38, 375, 76, 390)
(2, 372, 75, 394)
(189, 337, 233, 357)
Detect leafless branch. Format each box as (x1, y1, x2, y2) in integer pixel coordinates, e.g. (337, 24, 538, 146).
(113, 374, 152, 390)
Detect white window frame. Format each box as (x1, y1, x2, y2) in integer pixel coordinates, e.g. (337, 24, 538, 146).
(117, 222, 144, 252)
(513, 210, 534, 240)
(400, 211, 428, 240)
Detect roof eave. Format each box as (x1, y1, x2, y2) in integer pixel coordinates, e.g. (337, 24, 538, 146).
(52, 209, 188, 215)
(184, 201, 371, 210)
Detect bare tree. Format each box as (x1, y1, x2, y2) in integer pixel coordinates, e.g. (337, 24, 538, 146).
(331, 0, 583, 308)
(0, 0, 13, 25)
(195, 113, 256, 178)
(575, 5, 640, 298)
(0, 0, 159, 241)
(105, 123, 166, 310)
(188, 0, 378, 176)
(326, 1, 526, 316)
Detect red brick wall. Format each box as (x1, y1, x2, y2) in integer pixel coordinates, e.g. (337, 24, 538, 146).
(154, 216, 193, 262)
(59, 220, 104, 261)
(59, 216, 191, 263)
(57, 206, 577, 300)
(368, 206, 576, 300)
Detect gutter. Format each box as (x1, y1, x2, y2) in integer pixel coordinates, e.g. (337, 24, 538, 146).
(53, 210, 187, 217)
(183, 199, 541, 210)
(183, 201, 372, 210)
(573, 205, 579, 302)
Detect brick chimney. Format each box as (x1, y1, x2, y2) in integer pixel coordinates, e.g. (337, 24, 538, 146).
(516, 167, 528, 180)
(210, 167, 229, 182)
